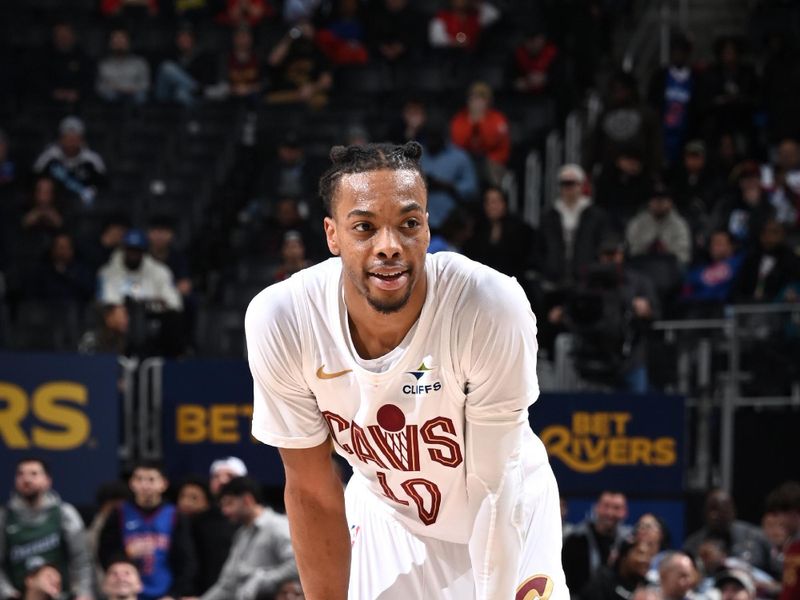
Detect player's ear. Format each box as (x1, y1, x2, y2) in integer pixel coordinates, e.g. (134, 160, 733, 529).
(324, 216, 340, 256)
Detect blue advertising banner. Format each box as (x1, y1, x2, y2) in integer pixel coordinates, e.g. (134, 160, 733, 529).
(161, 359, 284, 487)
(0, 352, 120, 506)
(532, 393, 684, 496)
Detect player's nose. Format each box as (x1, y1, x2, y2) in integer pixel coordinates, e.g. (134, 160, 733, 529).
(373, 226, 402, 258)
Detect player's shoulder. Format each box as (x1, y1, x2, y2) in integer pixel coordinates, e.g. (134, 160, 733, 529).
(245, 258, 340, 332)
(430, 252, 529, 315)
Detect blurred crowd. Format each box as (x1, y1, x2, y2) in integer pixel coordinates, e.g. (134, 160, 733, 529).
(0, 0, 798, 391)
(2, 456, 799, 600)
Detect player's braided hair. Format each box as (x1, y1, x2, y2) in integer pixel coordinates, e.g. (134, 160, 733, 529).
(318, 142, 425, 214)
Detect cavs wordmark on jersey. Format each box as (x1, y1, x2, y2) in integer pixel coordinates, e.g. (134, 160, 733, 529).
(246, 252, 548, 544)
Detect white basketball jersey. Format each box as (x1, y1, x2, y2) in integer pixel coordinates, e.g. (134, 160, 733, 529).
(246, 252, 548, 543)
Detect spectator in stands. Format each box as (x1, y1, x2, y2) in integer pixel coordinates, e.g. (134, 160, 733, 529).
(244, 195, 325, 262)
(210, 457, 248, 496)
(685, 489, 774, 575)
(189, 458, 245, 595)
(761, 31, 800, 145)
(657, 552, 700, 600)
(698, 36, 759, 148)
(668, 140, 723, 251)
(540, 164, 609, 286)
(681, 230, 743, 309)
(581, 538, 654, 600)
(428, 0, 499, 52)
(215, 0, 274, 28)
(265, 23, 332, 109)
(594, 149, 652, 231)
(367, 0, 423, 64)
(43, 21, 93, 108)
(102, 557, 143, 600)
(78, 302, 130, 355)
(0, 458, 93, 600)
(100, 0, 159, 19)
(647, 32, 698, 166)
(98, 228, 183, 312)
(776, 482, 800, 600)
(428, 207, 474, 254)
(154, 24, 219, 108)
(314, 0, 369, 66)
(626, 182, 692, 267)
(465, 185, 535, 280)
(100, 461, 196, 600)
(590, 71, 662, 177)
(96, 28, 150, 105)
(563, 490, 631, 595)
(270, 230, 311, 283)
(274, 576, 304, 599)
(509, 25, 564, 100)
(85, 481, 130, 588)
(766, 138, 800, 232)
(635, 513, 669, 557)
(732, 219, 800, 303)
(698, 537, 781, 598)
(450, 81, 510, 185)
(27, 232, 94, 305)
(419, 121, 478, 229)
(387, 96, 427, 145)
(33, 116, 107, 208)
(20, 557, 63, 600)
(199, 477, 296, 600)
(715, 569, 756, 600)
(176, 476, 212, 517)
(259, 131, 325, 205)
(147, 215, 191, 298)
(21, 177, 64, 235)
(79, 213, 130, 274)
(711, 161, 773, 248)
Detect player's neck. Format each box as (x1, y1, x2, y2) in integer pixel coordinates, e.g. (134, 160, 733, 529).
(346, 277, 427, 360)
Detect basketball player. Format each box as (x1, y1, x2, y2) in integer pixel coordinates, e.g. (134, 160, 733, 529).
(245, 142, 568, 599)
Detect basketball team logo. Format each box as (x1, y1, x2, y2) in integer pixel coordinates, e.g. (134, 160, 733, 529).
(516, 574, 554, 600)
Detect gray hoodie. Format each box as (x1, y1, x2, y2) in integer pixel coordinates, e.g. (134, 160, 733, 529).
(0, 491, 94, 598)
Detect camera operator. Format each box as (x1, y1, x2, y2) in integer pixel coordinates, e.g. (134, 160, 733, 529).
(550, 237, 660, 392)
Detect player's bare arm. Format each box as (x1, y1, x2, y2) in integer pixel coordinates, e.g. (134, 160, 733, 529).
(279, 439, 350, 600)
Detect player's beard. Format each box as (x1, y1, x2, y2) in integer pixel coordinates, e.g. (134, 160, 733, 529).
(352, 265, 417, 314)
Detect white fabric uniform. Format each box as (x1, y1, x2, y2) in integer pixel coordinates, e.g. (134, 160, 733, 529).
(246, 252, 568, 599)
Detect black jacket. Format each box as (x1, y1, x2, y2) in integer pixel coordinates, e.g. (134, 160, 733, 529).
(539, 204, 610, 285)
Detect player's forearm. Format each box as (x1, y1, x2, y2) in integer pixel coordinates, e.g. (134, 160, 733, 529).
(284, 482, 350, 600)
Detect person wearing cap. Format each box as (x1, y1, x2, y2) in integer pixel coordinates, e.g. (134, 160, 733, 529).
(540, 163, 611, 286)
(95, 28, 150, 105)
(710, 161, 773, 247)
(101, 557, 143, 600)
(97, 228, 183, 312)
(21, 557, 62, 600)
(209, 457, 248, 497)
(0, 459, 93, 600)
(715, 569, 756, 600)
(450, 81, 511, 184)
(32, 116, 106, 207)
(625, 182, 692, 267)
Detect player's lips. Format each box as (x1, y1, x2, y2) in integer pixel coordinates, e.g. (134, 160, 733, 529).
(367, 268, 410, 291)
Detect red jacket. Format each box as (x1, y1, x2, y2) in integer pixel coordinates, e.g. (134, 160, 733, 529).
(434, 9, 481, 49)
(514, 42, 558, 92)
(450, 109, 511, 165)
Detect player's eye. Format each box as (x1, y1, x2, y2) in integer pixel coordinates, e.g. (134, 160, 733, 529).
(353, 222, 373, 232)
(403, 218, 421, 229)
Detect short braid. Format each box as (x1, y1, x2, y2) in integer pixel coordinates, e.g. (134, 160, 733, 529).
(318, 142, 425, 213)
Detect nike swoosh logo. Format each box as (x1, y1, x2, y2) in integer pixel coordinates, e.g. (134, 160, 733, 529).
(316, 365, 352, 379)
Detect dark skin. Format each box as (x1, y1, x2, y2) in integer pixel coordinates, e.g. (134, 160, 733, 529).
(279, 168, 430, 599)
